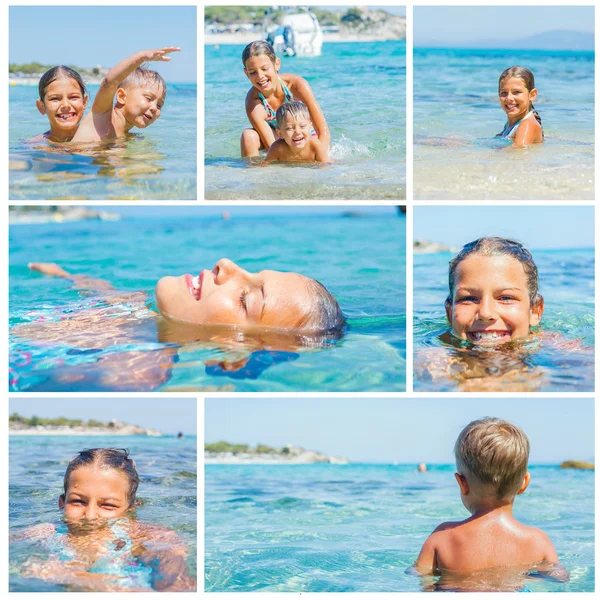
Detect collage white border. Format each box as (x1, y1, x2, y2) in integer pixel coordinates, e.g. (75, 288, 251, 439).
(4, 0, 598, 597)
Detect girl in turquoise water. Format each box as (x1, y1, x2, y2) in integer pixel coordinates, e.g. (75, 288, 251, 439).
(12, 448, 196, 592)
(240, 40, 330, 157)
(496, 66, 543, 147)
(30, 66, 89, 143)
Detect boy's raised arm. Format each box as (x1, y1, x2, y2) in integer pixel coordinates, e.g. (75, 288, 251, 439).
(92, 47, 180, 114)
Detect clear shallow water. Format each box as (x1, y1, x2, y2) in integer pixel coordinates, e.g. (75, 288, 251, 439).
(9, 83, 197, 200)
(414, 249, 594, 391)
(9, 212, 406, 392)
(205, 464, 593, 592)
(10, 434, 197, 592)
(414, 48, 594, 199)
(205, 42, 405, 199)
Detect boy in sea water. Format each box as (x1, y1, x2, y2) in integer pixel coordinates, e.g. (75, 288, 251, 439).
(265, 101, 328, 163)
(415, 418, 566, 590)
(71, 47, 179, 143)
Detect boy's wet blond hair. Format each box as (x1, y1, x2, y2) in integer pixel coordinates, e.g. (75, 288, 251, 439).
(120, 67, 166, 99)
(276, 101, 310, 129)
(455, 418, 530, 500)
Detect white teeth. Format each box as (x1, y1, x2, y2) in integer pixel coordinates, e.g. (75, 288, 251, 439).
(471, 331, 506, 341)
(192, 276, 200, 289)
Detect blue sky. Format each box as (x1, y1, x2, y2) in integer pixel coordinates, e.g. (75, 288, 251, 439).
(205, 397, 594, 464)
(10, 398, 197, 436)
(9, 6, 197, 83)
(113, 205, 399, 219)
(414, 206, 594, 250)
(414, 6, 594, 47)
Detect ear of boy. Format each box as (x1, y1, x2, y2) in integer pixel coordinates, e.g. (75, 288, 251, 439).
(116, 87, 127, 108)
(454, 472, 469, 496)
(516, 472, 531, 496)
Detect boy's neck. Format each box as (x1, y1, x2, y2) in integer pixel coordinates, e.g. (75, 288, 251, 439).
(468, 497, 515, 519)
(113, 107, 134, 136)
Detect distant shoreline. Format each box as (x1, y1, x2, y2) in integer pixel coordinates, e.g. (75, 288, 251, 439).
(205, 32, 405, 46)
(10, 429, 163, 436)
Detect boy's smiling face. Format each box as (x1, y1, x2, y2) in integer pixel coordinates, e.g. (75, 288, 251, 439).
(447, 254, 543, 346)
(117, 84, 165, 129)
(277, 113, 312, 149)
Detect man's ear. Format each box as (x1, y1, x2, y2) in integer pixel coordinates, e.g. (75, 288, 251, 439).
(116, 87, 127, 106)
(530, 296, 544, 326)
(36, 99, 46, 115)
(516, 471, 531, 495)
(454, 472, 469, 496)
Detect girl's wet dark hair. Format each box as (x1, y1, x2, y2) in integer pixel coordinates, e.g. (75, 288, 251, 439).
(61, 448, 139, 507)
(242, 40, 277, 67)
(446, 237, 542, 308)
(304, 278, 346, 334)
(498, 66, 543, 137)
(39, 66, 87, 100)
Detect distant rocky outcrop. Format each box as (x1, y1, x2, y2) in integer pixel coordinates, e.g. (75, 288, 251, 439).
(9, 414, 161, 436)
(9, 206, 120, 225)
(560, 460, 594, 470)
(413, 239, 458, 254)
(205, 442, 349, 464)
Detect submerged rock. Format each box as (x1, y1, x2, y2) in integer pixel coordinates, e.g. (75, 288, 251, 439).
(560, 460, 594, 470)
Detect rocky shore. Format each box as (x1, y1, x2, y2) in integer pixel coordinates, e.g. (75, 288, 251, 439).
(413, 239, 459, 254)
(205, 442, 349, 464)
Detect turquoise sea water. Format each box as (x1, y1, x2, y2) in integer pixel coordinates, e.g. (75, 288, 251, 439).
(413, 249, 594, 391)
(10, 434, 197, 592)
(9, 83, 197, 200)
(205, 41, 406, 199)
(205, 463, 593, 592)
(9, 211, 406, 392)
(414, 48, 594, 199)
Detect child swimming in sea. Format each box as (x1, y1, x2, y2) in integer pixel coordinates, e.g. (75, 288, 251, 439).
(241, 40, 330, 157)
(496, 66, 543, 146)
(12, 448, 195, 592)
(32, 66, 88, 143)
(415, 418, 566, 591)
(71, 47, 180, 143)
(444, 237, 543, 346)
(265, 101, 328, 163)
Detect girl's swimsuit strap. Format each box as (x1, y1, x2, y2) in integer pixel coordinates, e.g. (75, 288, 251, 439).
(497, 110, 534, 139)
(258, 79, 294, 128)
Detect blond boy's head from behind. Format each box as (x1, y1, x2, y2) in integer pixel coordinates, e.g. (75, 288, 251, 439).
(454, 418, 530, 504)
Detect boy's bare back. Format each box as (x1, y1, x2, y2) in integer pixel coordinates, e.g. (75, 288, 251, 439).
(417, 511, 557, 574)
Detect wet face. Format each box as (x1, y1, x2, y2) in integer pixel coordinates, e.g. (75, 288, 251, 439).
(498, 77, 537, 124)
(278, 113, 312, 150)
(244, 54, 281, 95)
(447, 254, 542, 346)
(59, 465, 130, 522)
(36, 78, 88, 141)
(155, 258, 316, 331)
(118, 84, 165, 128)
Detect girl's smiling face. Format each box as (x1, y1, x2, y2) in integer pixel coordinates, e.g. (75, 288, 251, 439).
(498, 76, 537, 124)
(59, 465, 130, 522)
(447, 254, 543, 346)
(244, 54, 281, 94)
(155, 258, 316, 331)
(36, 78, 88, 141)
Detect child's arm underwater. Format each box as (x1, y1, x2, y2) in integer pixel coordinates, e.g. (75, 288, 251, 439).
(132, 525, 196, 591)
(28, 262, 115, 292)
(92, 47, 180, 114)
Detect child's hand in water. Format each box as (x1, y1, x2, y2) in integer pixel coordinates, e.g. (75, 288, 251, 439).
(143, 47, 181, 62)
(28, 262, 71, 278)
